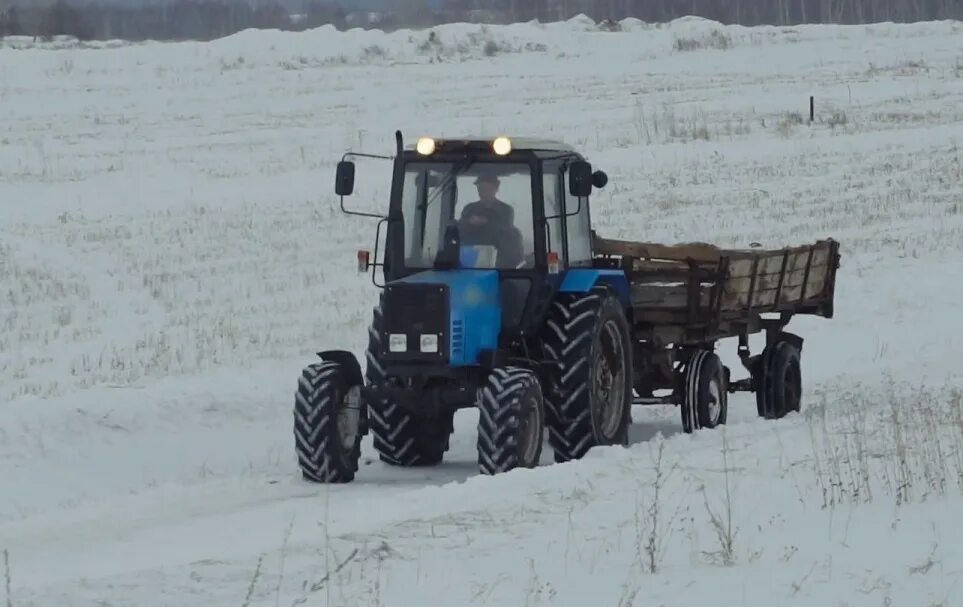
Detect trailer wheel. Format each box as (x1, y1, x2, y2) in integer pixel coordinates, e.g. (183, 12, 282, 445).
(756, 340, 802, 419)
(294, 361, 363, 483)
(477, 367, 545, 475)
(364, 303, 452, 466)
(681, 350, 728, 433)
(540, 286, 633, 463)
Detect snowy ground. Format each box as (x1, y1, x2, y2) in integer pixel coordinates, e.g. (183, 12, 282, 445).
(2, 15, 963, 607)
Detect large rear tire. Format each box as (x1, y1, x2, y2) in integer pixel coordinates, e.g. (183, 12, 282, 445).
(540, 286, 633, 463)
(477, 367, 545, 475)
(294, 361, 363, 483)
(364, 303, 452, 466)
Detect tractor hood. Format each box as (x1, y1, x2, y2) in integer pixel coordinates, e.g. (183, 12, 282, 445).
(382, 270, 502, 367)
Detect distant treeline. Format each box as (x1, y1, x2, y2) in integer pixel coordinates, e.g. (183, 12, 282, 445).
(0, 1, 339, 41)
(459, 0, 963, 27)
(1, 0, 961, 42)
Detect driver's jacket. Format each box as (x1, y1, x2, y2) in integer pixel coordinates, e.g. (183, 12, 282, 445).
(457, 200, 523, 268)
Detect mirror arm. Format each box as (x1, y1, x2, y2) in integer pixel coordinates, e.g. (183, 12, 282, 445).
(339, 195, 387, 220)
(336, 149, 395, 219)
(343, 151, 394, 162)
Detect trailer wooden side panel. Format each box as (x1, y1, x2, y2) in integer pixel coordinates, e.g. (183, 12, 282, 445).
(722, 245, 834, 310)
(592, 233, 840, 323)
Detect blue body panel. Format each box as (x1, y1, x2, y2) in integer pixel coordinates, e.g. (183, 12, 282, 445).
(391, 270, 501, 367)
(559, 269, 631, 306)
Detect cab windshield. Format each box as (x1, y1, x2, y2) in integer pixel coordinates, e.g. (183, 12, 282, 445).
(400, 161, 536, 270)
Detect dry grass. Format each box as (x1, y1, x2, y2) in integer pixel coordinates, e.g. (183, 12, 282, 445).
(4, 549, 11, 607)
(805, 382, 963, 510)
(700, 430, 738, 567)
(673, 30, 733, 52)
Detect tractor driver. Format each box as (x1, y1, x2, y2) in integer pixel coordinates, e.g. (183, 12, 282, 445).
(457, 172, 524, 268)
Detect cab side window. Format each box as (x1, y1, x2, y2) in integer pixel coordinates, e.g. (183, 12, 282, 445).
(542, 169, 564, 259)
(562, 168, 593, 267)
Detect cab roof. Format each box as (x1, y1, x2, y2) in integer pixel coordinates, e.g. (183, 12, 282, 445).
(405, 136, 577, 156)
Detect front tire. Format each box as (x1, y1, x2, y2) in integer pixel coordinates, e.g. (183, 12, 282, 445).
(294, 361, 363, 483)
(477, 367, 545, 475)
(541, 286, 633, 463)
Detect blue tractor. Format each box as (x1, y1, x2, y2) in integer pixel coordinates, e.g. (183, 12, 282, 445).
(293, 132, 841, 483)
(294, 132, 635, 482)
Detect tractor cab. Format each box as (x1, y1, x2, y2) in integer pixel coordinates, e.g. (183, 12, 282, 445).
(337, 133, 610, 348)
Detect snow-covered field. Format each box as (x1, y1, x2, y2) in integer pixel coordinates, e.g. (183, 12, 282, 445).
(2, 15, 963, 606)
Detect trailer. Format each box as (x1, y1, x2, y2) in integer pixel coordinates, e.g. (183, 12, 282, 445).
(292, 132, 841, 483)
(591, 233, 840, 431)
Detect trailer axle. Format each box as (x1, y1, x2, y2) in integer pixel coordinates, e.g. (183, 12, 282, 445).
(727, 378, 754, 393)
(632, 395, 676, 406)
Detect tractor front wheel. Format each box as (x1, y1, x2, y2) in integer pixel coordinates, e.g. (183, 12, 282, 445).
(294, 361, 364, 483)
(477, 367, 545, 475)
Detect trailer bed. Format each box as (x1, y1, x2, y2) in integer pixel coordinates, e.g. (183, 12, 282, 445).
(593, 233, 840, 334)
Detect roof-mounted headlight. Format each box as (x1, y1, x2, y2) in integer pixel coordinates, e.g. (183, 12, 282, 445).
(492, 136, 512, 156)
(416, 137, 436, 155)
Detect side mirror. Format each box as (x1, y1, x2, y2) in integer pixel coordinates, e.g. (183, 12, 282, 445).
(592, 170, 608, 189)
(568, 161, 593, 197)
(335, 160, 355, 196)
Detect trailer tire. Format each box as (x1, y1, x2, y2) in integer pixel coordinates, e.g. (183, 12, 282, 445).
(364, 303, 452, 467)
(681, 350, 727, 433)
(756, 340, 802, 419)
(477, 367, 545, 475)
(541, 286, 633, 463)
(294, 361, 363, 483)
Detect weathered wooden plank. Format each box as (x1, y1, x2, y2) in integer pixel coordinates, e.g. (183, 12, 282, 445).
(594, 235, 722, 265)
(723, 240, 836, 262)
(628, 259, 693, 273)
(725, 263, 831, 302)
(722, 266, 831, 310)
(727, 247, 831, 280)
(633, 310, 690, 325)
(630, 285, 711, 309)
(629, 264, 831, 312)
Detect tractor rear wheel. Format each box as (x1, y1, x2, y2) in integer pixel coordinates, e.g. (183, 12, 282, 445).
(477, 366, 545, 475)
(364, 303, 452, 466)
(540, 286, 633, 463)
(294, 361, 363, 483)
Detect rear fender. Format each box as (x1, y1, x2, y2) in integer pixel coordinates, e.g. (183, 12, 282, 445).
(315, 350, 364, 386)
(771, 331, 804, 353)
(559, 269, 630, 308)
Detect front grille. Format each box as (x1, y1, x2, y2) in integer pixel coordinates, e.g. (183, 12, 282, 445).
(382, 283, 450, 362)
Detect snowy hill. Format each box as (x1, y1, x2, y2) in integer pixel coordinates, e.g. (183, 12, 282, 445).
(1, 15, 963, 607)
